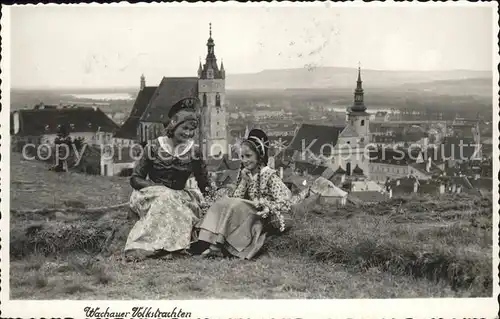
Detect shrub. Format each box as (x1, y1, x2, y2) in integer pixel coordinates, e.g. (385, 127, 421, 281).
(63, 200, 87, 209)
(118, 168, 133, 177)
(33, 272, 48, 288)
(10, 220, 115, 259)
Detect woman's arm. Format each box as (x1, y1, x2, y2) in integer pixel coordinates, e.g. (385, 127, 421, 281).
(192, 146, 213, 197)
(130, 144, 156, 190)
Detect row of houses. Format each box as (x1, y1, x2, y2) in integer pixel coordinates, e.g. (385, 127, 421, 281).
(11, 104, 119, 149)
(10, 105, 492, 208)
(277, 153, 491, 207)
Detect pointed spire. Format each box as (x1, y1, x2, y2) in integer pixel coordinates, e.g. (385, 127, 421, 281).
(198, 58, 203, 78)
(220, 59, 225, 79)
(202, 23, 221, 79)
(140, 73, 146, 91)
(351, 64, 366, 113)
(206, 22, 215, 55)
(357, 61, 362, 83)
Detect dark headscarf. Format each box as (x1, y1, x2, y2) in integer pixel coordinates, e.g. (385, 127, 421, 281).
(163, 97, 201, 137)
(242, 128, 270, 166)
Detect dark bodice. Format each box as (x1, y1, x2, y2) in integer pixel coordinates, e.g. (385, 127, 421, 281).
(130, 139, 211, 195)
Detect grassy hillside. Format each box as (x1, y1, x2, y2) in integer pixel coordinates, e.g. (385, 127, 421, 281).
(9, 151, 493, 299)
(10, 152, 131, 210)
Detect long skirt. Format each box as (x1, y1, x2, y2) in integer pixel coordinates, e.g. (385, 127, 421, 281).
(197, 197, 267, 260)
(124, 185, 203, 256)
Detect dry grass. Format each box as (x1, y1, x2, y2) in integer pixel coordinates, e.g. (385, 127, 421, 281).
(8, 151, 494, 299)
(10, 254, 475, 300)
(271, 194, 492, 295)
(10, 217, 127, 258)
(10, 152, 131, 210)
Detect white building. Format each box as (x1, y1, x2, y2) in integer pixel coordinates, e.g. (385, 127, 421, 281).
(100, 146, 137, 177)
(285, 67, 371, 178)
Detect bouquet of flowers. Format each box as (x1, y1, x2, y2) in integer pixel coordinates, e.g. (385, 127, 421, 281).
(254, 198, 286, 233)
(254, 198, 271, 218)
(199, 183, 230, 216)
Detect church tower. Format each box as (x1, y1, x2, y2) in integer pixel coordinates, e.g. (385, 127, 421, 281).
(198, 23, 228, 158)
(347, 65, 370, 144)
(140, 74, 146, 91)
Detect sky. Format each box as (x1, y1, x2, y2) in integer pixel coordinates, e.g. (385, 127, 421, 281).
(9, 3, 495, 89)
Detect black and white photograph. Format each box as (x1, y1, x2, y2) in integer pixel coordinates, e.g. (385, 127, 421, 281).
(0, 2, 498, 318)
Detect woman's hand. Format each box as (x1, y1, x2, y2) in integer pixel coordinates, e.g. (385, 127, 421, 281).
(130, 176, 159, 191)
(200, 201, 211, 210)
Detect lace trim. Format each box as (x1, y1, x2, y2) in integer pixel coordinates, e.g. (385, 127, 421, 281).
(157, 137, 194, 157)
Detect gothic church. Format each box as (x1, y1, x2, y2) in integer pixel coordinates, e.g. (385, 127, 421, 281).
(114, 23, 228, 159)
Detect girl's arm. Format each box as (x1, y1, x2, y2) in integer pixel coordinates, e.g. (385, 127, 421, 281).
(231, 169, 249, 198)
(257, 173, 292, 233)
(130, 144, 156, 190)
(290, 186, 312, 205)
(263, 173, 292, 214)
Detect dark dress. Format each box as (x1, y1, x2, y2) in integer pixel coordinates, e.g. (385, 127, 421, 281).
(124, 138, 211, 255)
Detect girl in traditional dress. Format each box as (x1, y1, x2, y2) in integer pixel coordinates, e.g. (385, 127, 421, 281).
(124, 97, 213, 261)
(196, 129, 293, 260)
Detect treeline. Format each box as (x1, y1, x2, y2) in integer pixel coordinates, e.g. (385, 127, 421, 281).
(10, 90, 135, 114)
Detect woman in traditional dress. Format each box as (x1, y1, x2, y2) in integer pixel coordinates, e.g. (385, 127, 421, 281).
(196, 129, 293, 260)
(124, 97, 213, 261)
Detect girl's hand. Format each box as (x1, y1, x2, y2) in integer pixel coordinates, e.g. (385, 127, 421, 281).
(255, 206, 270, 218)
(240, 168, 252, 181)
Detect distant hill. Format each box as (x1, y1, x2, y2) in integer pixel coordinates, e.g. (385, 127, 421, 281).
(395, 77, 492, 97)
(10, 67, 492, 114)
(225, 67, 492, 91)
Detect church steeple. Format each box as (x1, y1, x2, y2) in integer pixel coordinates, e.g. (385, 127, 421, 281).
(351, 63, 366, 112)
(347, 63, 370, 145)
(199, 22, 222, 80)
(206, 22, 215, 56)
(140, 74, 146, 91)
(197, 23, 228, 158)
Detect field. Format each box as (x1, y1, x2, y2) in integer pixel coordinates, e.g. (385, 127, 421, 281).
(9, 152, 493, 299)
